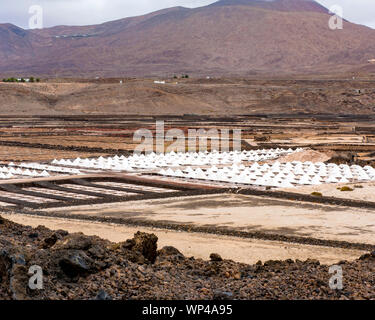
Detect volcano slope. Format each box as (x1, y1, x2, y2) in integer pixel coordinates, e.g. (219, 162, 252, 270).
(1, 0, 375, 77)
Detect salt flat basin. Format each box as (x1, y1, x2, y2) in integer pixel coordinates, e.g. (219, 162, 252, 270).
(43, 193, 375, 245)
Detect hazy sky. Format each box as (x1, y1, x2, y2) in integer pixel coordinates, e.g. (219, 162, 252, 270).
(1, 0, 375, 29)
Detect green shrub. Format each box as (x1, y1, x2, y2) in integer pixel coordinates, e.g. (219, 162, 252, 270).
(3, 77, 39, 83)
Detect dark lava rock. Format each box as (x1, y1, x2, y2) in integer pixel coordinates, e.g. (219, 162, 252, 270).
(264, 260, 283, 267)
(95, 290, 112, 300)
(210, 253, 223, 262)
(121, 239, 136, 250)
(359, 253, 371, 260)
(158, 246, 184, 257)
(285, 259, 294, 264)
(1, 214, 375, 300)
(55, 230, 69, 238)
(53, 234, 95, 251)
(305, 259, 320, 266)
(42, 233, 58, 249)
(132, 232, 158, 264)
(0, 250, 28, 300)
(213, 290, 233, 300)
(114, 232, 158, 264)
(59, 251, 95, 277)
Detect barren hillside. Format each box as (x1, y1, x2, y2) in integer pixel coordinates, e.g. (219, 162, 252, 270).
(1, 78, 375, 115)
(0, 0, 375, 77)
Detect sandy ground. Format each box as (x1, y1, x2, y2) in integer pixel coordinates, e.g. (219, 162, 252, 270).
(3, 79, 375, 115)
(276, 149, 332, 163)
(2, 213, 365, 265)
(43, 194, 375, 245)
(0, 145, 106, 162)
(280, 181, 375, 202)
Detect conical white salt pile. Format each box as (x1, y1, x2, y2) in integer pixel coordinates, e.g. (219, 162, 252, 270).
(159, 169, 167, 175)
(310, 176, 322, 185)
(40, 170, 50, 177)
(298, 175, 311, 185)
(326, 176, 339, 183)
(255, 177, 266, 186)
(338, 177, 349, 183)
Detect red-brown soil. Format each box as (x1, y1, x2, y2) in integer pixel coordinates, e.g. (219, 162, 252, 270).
(1, 0, 375, 77)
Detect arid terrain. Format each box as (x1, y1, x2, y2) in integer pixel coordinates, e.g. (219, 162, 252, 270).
(2, 78, 375, 115)
(0, 109, 372, 300)
(1, 0, 375, 303)
(1, 0, 375, 77)
(0, 69, 375, 303)
(2, 215, 375, 300)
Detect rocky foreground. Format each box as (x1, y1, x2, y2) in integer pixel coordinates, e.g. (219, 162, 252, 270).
(1, 215, 375, 300)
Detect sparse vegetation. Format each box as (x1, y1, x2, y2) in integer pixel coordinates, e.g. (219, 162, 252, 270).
(311, 192, 323, 197)
(2, 77, 16, 82)
(2, 77, 40, 83)
(339, 186, 354, 192)
(173, 74, 189, 79)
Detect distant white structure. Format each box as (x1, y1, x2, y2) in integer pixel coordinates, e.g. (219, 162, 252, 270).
(154, 80, 166, 84)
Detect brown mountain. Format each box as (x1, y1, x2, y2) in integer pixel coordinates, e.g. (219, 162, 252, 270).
(1, 0, 375, 77)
